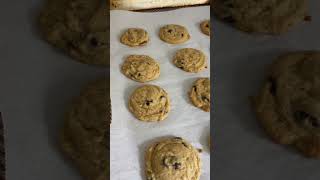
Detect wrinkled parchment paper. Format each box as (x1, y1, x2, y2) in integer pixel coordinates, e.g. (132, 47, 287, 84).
(110, 6, 210, 180)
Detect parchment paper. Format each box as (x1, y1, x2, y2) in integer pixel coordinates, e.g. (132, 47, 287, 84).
(110, 6, 210, 180)
(212, 0, 320, 179)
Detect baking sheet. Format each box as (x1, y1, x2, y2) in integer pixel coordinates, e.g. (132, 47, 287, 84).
(212, 0, 320, 179)
(110, 6, 210, 180)
(0, 1, 106, 179)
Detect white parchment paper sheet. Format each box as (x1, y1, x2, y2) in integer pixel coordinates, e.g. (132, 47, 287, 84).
(110, 6, 210, 180)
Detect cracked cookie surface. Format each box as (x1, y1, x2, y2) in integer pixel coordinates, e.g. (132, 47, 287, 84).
(189, 78, 210, 112)
(61, 79, 110, 180)
(39, 0, 108, 65)
(213, 0, 308, 34)
(200, 20, 210, 36)
(173, 48, 207, 73)
(253, 51, 320, 158)
(121, 55, 160, 83)
(120, 28, 149, 47)
(145, 137, 201, 180)
(129, 85, 170, 122)
(159, 24, 190, 44)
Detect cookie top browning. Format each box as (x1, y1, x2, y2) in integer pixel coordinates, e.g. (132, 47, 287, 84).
(159, 24, 190, 44)
(61, 79, 110, 180)
(200, 20, 210, 36)
(120, 28, 149, 47)
(121, 55, 160, 82)
(253, 51, 320, 158)
(39, 0, 108, 65)
(213, 0, 308, 34)
(173, 48, 207, 73)
(145, 137, 201, 180)
(189, 78, 210, 112)
(129, 85, 170, 122)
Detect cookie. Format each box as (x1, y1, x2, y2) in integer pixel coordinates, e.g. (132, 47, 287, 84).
(252, 51, 320, 158)
(120, 28, 149, 47)
(173, 48, 207, 73)
(39, 0, 108, 66)
(200, 20, 210, 36)
(189, 78, 210, 112)
(121, 55, 160, 83)
(213, 0, 308, 34)
(129, 85, 170, 122)
(61, 79, 110, 180)
(145, 137, 201, 180)
(159, 24, 190, 44)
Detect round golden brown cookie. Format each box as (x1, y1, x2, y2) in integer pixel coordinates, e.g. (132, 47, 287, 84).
(173, 48, 207, 73)
(189, 78, 210, 112)
(121, 55, 160, 83)
(120, 28, 149, 47)
(129, 85, 170, 122)
(39, 0, 108, 66)
(61, 79, 110, 180)
(200, 20, 210, 36)
(213, 0, 308, 34)
(159, 24, 190, 44)
(145, 137, 201, 180)
(252, 51, 320, 158)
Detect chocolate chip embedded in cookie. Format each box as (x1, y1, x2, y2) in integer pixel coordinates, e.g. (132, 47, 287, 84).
(189, 78, 210, 112)
(145, 137, 201, 180)
(173, 48, 207, 73)
(120, 28, 149, 47)
(213, 0, 308, 34)
(61, 79, 110, 180)
(159, 24, 190, 44)
(200, 20, 210, 36)
(129, 85, 170, 122)
(39, 0, 108, 66)
(252, 51, 320, 158)
(121, 55, 160, 83)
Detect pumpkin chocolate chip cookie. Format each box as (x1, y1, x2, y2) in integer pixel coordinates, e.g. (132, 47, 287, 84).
(121, 55, 160, 83)
(213, 0, 308, 34)
(159, 24, 190, 44)
(61, 79, 110, 180)
(120, 28, 149, 47)
(252, 51, 320, 158)
(129, 85, 170, 122)
(173, 48, 207, 73)
(39, 0, 108, 66)
(189, 78, 210, 112)
(145, 137, 201, 180)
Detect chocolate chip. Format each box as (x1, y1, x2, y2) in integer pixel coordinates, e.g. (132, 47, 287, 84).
(206, 24, 209, 28)
(227, 3, 234, 8)
(182, 142, 188, 148)
(173, 162, 181, 170)
(145, 100, 153, 106)
(268, 77, 277, 95)
(90, 37, 98, 47)
(304, 16, 312, 21)
(137, 73, 141, 77)
(198, 148, 203, 153)
(201, 96, 209, 102)
(193, 86, 197, 92)
(294, 111, 319, 128)
(168, 29, 172, 33)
